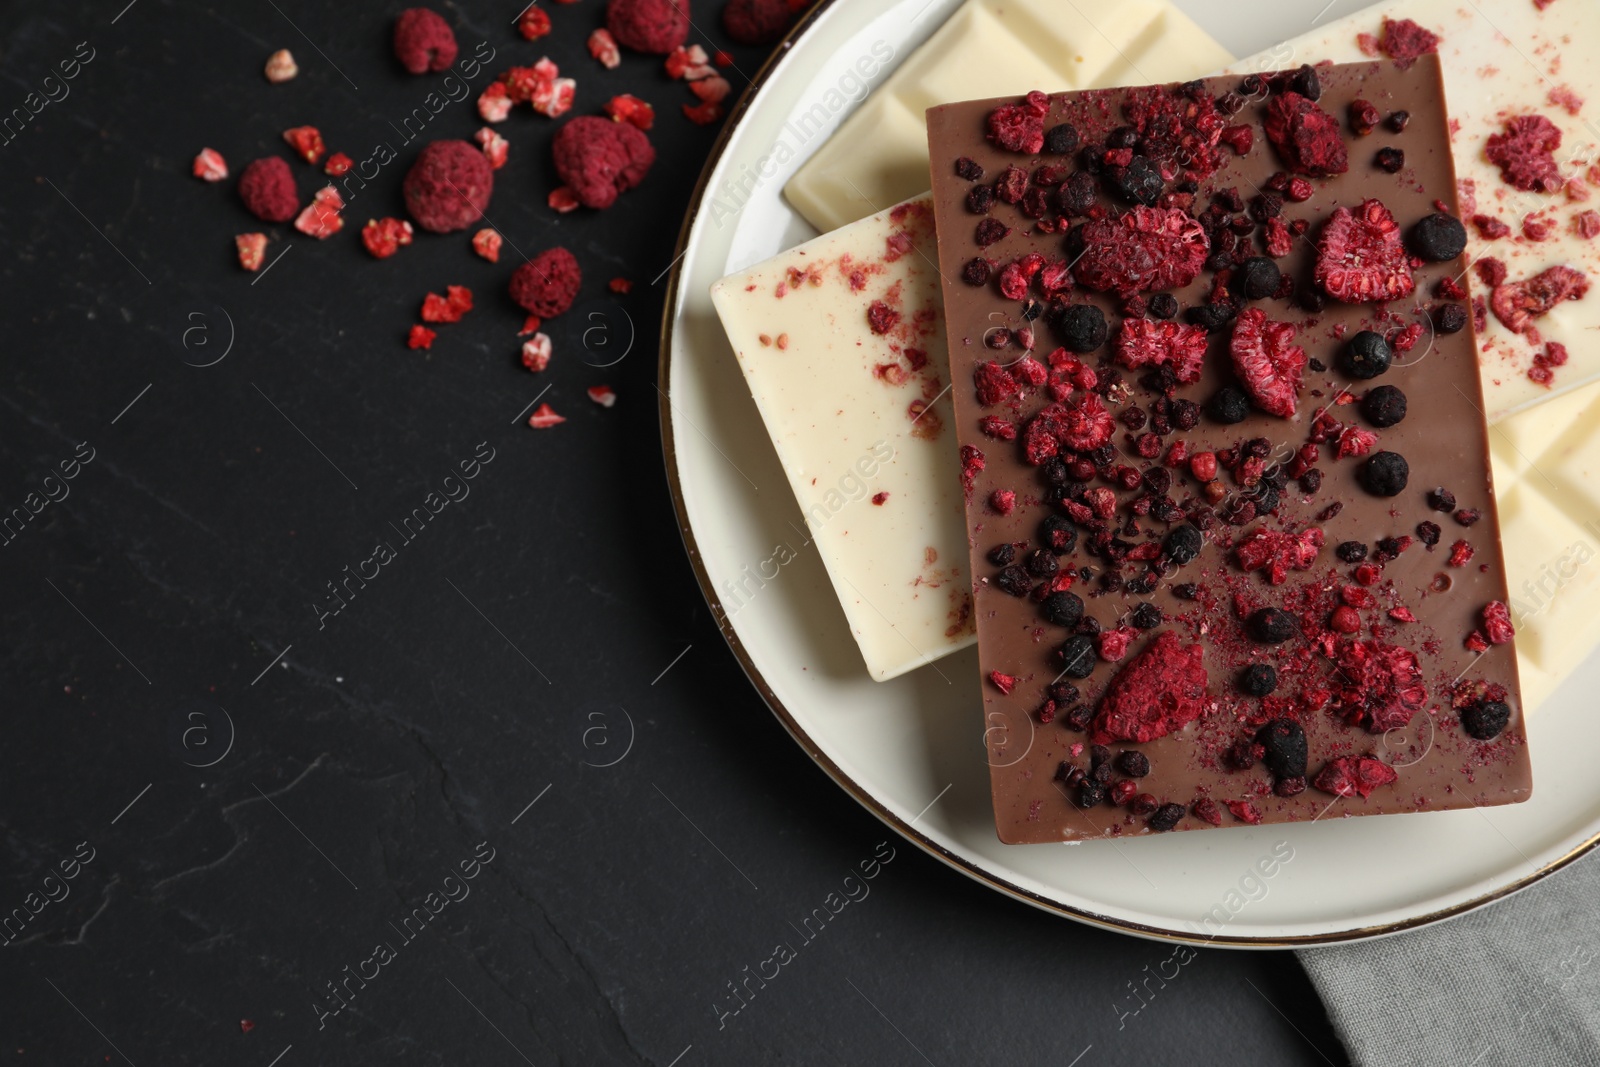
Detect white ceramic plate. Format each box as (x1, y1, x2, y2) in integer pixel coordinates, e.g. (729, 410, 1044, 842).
(658, 0, 1600, 945)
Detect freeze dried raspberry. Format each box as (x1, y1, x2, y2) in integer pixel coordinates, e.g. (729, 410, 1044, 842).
(264, 49, 298, 83)
(518, 6, 552, 39)
(421, 285, 473, 324)
(1235, 526, 1323, 584)
(478, 82, 513, 123)
(534, 77, 577, 119)
(972, 361, 1018, 407)
(323, 153, 353, 177)
(588, 28, 622, 68)
(665, 44, 715, 80)
(1329, 606, 1361, 633)
(989, 670, 1016, 695)
(475, 127, 509, 170)
(553, 116, 655, 210)
(521, 333, 552, 372)
(1486, 115, 1564, 193)
(986, 90, 1049, 154)
(238, 157, 298, 222)
(1482, 601, 1515, 645)
(1191, 798, 1223, 826)
(1219, 124, 1253, 155)
(1226, 800, 1262, 825)
(407, 325, 436, 350)
(1229, 308, 1306, 417)
(1314, 199, 1414, 303)
(193, 147, 228, 182)
(723, 0, 793, 44)
(1380, 17, 1439, 68)
(394, 8, 458, 74)
(1073, 206, 1210, 296)
(293, 185, 344, 238)
(235, 233, 267, 271)
(588, 385, 618, 408)
(1113, 318, 1208, 384)
(978, 416, 1016, 440)
(1264, 91, 1349, 177)
(1022, 395, 1114, 464)
(1490, 265, 1590, 338)
(1097, 628, 1131, 662)
(959, 444, 985, 495)
(1336, 425, 1379, 459)
(989, 489, 1015, 515)
(510, 247, 582, 318)
(606, 0, 690, 54)
(282, 125, 324, 165)
(691, 78, 732, 105)
(403, 140, 494, 233)
(361, 217, 414, 259)
(605, 94, 655, 130)
(528, 403, 566, 429)
(1313, 756, 1397, 798)
(471, 228, 502, 262)
(683, 100, 724, 126)
(1263, 217, 1293, 258)
(549, 187, 581, 213)
(1331, 639, 1427, 732)
(609, 277, 633, 294)
(1088, 631, 1208, 744)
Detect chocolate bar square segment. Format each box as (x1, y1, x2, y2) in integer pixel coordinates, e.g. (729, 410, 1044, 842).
(926, 58, 1530, 844)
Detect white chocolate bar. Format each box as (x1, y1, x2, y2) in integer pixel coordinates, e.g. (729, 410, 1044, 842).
(783, 0, 1234, 234)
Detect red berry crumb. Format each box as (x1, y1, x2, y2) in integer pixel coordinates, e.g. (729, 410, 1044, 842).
(1235, 526, 1323, 584)
(1490, 265, 1591, 338)
(1088, 631, 1208, 744)
(605, 93, 656, 130)
(518, 6, 552, 39)
(471, 228, 502, 263)
(282, 125, 325, 165)
(1379, 17, 1441, 69)
(871, 491, 889, 506)
(1482, 601, 1515, 645)
(235, 233, 267, 272)
(989, 489, 1016, 515)
(1264, 91, 1350, 177)
(521, 333, 552, 373)
(985, 90, 1050, 154)
(407, 325, 436, 350)
(989, 670, 1017, 695)
(362, 217, 415, 259)
(1114, 318, 1209, 384)
(1312, 756, 1397, 798)
(193, 147, 228, 181)
(528, 403, 566, 429)
(1226, 800, 1262, 825)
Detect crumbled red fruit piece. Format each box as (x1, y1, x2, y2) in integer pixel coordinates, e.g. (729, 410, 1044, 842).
(521, 333, 552, 372)
(609, 276, 633, 294)
(528, 403, 566, 429)
(293, 185, 344, 238)
(1098, 628, 1132, 662)
(606, 0, 690, 54)
(1448, 539, 1474, 567)
(1389, 607, 1417, 623)
(421, 286, 472, 324)
(264, 49, 297, 83)
(1120, 85, 1227, 181)
(1349, 99, 1381, 137)
(690, 75, 731, 104)
(510, 247, 582, 317)
(471, 228, 501, 263)
(394, 7, 459, 74)
(1379, 18, 1440, 68)
(1264, 91, 1349, 177)
(1022, 394, 1114, 464)
(1483, 601, 1515, 644)
(193, 147, 228, 181)
(549, 187, 581, 213)
(1229, 309, 1306, 417)
(683, 99, 724, 126)
(282, 125, 325, 165)
(407, 325, 437, 350)
(323, 152, 353, 177)
(1473, 215, 1511, 240)
(1313, 756, 1397, 798)
(870, 491, 888, 506)
(1486, 115, 1564, 193)
(605, 94, 655, 130)
(1190, 451, 1217, 481)
(519, 315, 543, 336)
(1235, 526, 1323, 584)
(1219, 124, 1254, 155)
(240, 1019, 255, 1033)
(973, 360, 1019, 407)
(979, 416, 1016, 440)
(959, 444, 985, 495)
(723, 0, 793, 44)
(989, 489, 1015, 515)
(1088, 631, 1208, 744)
(403, 139, 494, 233)
(587, 27, 622, 69)
(362, 217, 415, 259)
(518, 5, 552, 39)
(1331, 639, 1427, 732)
(1113, 318, 1208, 384)
(1226, 800, 1262, 825)
(985, 90, 1049, 154)
(1491, 265, 1590, 338)
(988, 670, 1016, 695)
(238, 157, 299, 223)
(1335, 425, 1378, 459)
(1314, 199, 1414, 303)
(1264, 217, 1293, 257)
(1073, 206, 1210, 296)
(235, 233, 267, 271)
(1192, 798, 1223, 826)
(868, 300, 901, 335)
(553, 115, 655, 210)
(478, 82, 513, 123)
(665, 44, 715, 80)
(475, 127, 509, 170)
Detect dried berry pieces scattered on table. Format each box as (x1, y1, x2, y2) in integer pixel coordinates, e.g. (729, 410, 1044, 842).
(552, 115, 656, 210)
(606, 0, 691, 54)
(238, 157, 298, 222)
(394, 7, 459, 74)
(403, 139, 494, 233)
(510, 247, 583, 318)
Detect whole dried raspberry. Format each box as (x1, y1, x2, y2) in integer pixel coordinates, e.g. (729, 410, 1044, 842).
(1113, 318, 1208, 384)
(1314, 199, 1415, 303)
(393, 8, 458, 75)
(1264, 91, 1349, 177)
(1490, 265, 1590, 338)
(1312, 756, 1397, 798)
(986, 90, 1049, 154)
(402, 140, 494, 233)
(1072, 206, 1210, 296)
(1229, 308, 1306, 417)
(1021, 394, 1114, 464)
(1089, 631, 1208, 744)
(1486, 114, 1564, 193)
(723, 0, 792, 44)
(553, 116, 655, 210)
(510, 247, 582, 318)
(606, 0, 690, 54)
(237, 157, 298, 223)
(361, 217, 415, 259)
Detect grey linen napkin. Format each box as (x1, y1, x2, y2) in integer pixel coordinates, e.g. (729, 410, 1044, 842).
(1296, 850, 1600, 1066)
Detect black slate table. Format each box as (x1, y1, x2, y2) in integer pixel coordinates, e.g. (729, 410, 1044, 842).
(0, 2, 1345, 1063)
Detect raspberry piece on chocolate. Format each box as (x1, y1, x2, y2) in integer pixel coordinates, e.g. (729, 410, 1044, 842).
(1314, 199, 1415, 303)
(1226, 800, 1263, 825)
(1192, 798, 1223, 826)
(402, 140, 494, 233)
(1229, 308, 1307, 418)
(1490, 265, 1590, 339)
(1072, 207, 1210, 296)
(723, 0, 793, 44)
(1235, 526, 1323, 585)
(985, 90, 1049, 154)
(553, 116, 656, 210)
(1088, 631, 1208, 744)
(1331, 639, 1427, 732)
(1113, 318, 1208, 384)
(1482, 601, 1515, 645)
(1263, 91, 1349, 177)
(1313, 756, 1398, 798)
(394, 8, 459, 75)
(510, 247, 582, 318)
(238, 157, 298, 223)
(1022, 394, 1114, 464)
(1486, 115, 1563, 193)
(361, 217, 414, 259)
(606, 0, 690, 54)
